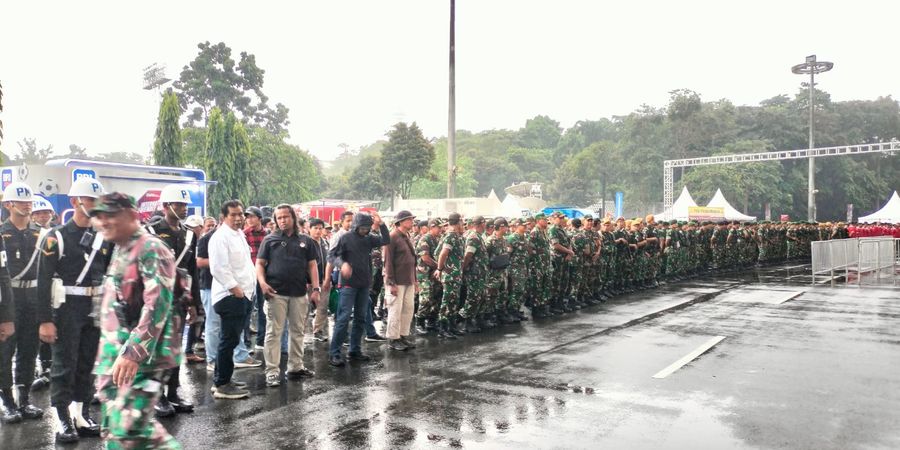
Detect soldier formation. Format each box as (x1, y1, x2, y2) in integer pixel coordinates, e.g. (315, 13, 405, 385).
(409, 212, 866, 336)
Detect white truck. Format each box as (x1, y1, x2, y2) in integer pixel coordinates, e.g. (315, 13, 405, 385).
(1, 158, 210, 222)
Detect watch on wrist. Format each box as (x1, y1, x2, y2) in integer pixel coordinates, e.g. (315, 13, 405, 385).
(313, 287, 321, 293)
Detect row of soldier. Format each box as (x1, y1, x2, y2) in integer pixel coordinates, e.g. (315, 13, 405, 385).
(406, 213, 846, 336)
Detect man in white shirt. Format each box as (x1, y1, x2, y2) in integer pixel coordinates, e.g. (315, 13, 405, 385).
(208, 200, 257, 399)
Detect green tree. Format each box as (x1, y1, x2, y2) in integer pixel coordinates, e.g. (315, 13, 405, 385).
(517, 115, 562, 149)
(14, 138, 55, 163)
(245, 127, 320, 205)
(152, 90, 183, 166)
(379, 122, 435, 206)
(205, 108, 232, 209)
(174, 41, 290, 134)
(65, 144, 88, 158)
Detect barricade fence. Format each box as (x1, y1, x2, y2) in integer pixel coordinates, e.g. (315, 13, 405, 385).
(811, 237, 898, 285)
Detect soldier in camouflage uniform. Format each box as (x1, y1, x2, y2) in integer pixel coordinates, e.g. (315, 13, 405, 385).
(570, 218, 591, 305)
(91, 193, 182, 450)
(414, 219, 443, 334)
(505, 218, 530, 320)
(548, 213, 575, 313)
(599, 218, 618, 298)
(485, 218, 517, 325)
(436, 213, 465, 338)
(460, 216, 490, 332)
(527, 214, 553, 318)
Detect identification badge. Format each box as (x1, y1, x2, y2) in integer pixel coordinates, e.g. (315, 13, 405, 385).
(300, 242, 306, 248)
(15, 250, 20, 259)
(0, 251, 6, 267)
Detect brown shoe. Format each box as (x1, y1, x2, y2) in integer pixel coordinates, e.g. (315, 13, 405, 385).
(185, 354, 206, 364)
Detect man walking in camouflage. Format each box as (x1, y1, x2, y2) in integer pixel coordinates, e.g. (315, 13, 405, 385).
(460, 216, 490, 332)
(505, 218, 530, 321)
(91, 193, 181, 449)
(436, 213, 465, 338)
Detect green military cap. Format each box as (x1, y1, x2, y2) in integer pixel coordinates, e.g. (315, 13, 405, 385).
(533, 213, 546, 220)
(494, 217, 509, 227)
(472, 215, 485, 225)
(447, 212, 462, 225)
(583, 214, 593, 220)
(571, 218, 582, 228)
(669, 219, 678, 225)
(688, 221, 698, 226)
(89, 192, 136, 216)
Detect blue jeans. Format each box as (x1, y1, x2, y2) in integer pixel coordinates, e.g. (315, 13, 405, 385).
(202, 289, 250, 364)
(362, 297, 378, 337)
(329, 287, 369, 358)
(255, 283, 266, 346)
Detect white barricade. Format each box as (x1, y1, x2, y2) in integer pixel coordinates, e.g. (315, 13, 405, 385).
(811, 237, 897, 285)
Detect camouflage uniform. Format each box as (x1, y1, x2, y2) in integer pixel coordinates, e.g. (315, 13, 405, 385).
(571, 228, 591, 301)
(527, 226, 552, 309)
(600, 229, 617, 294)
(548, 224, 572, 302)
(414, 233, 441, 321)
(95, 229, 181, 450)
(460, 229, 489, 319)
(484, 233, 509, 314)
(505, 230, 529, 311)
(437, 231, 465, 323)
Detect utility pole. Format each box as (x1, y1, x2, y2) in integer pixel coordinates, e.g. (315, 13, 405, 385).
(791, 55, 833, 222)
(447, 0, 457, 198)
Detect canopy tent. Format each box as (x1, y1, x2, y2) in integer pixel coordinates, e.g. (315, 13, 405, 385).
(859, 191, 900, 224)
(659, 186, 698, 220)
(706, 189, 756, 221)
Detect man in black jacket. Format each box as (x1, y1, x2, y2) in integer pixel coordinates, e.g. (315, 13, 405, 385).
(327, 212, 389, 367)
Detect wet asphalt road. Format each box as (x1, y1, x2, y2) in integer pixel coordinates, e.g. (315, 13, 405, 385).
(5, 263, 900, 450)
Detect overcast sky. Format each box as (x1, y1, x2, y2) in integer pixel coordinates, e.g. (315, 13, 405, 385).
(1, 1, 897, 163)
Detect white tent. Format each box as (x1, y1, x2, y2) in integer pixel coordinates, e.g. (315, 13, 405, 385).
(859, 191, 900, 224)
(660, 186, 698, 220)
(706, 189, 756, 221)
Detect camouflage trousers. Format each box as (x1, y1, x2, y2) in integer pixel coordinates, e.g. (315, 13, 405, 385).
(460, 276, 487, 319)
(527, 260, 552, 308)
(485, 271, 507, 312)
(506, 268, 527, 310)
(97, 370, 181, 450)
(415, 273, 442, 320)
(551, 257, 571, 300)
(439, 276, 462, 322)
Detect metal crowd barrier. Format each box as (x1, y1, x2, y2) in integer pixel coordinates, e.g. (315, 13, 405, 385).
(811, 237, 898, 286)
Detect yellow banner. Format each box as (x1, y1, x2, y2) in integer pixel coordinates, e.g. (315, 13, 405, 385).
(688, 206, 725, 221)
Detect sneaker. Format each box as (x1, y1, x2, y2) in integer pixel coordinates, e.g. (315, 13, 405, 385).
(313, 333, 329, 343)
(210, 380, 247, 393)
(185, 354, 205, 364)
(213, 382, 250, 399)
(388, 339, 408, 351)
(399, 336, 416, 349)
(286, 368, 315, 379)
(265, 374, 281, 388)
(206, 362, 215, 372)
(365, 334, 387, 342)
(348, 352, 372, 362)
(329, 356, 346, 367)
(234, 357, 262, 368)
(255, 344, 265, 351)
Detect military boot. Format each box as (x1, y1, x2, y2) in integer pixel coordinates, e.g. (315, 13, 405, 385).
(449, 316, 466, 336)
(154, 394, 176, 418)
(465, 317, 482, 333)
(15, 385, 43, 420)
(415, 317, 430, 335)
(549, 300, 564, 315)
(31, 369, 51, 391)
(437, 320, 456, 339)
(505, 308, 521, 323)
(531, 306, 545, 319)
(74, 402, 101, 437)
(167, 389, 194, 414)
(56, 407, 79, 443)
(0, 389, 22, 424)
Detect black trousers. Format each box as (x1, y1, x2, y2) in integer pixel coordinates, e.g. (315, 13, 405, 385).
(213, 295, 247, 387)
(51, 296, 100, 407)
(0, 287, 40, 389)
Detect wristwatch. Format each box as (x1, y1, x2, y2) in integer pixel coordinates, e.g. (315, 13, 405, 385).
(312, 287, 322, 293)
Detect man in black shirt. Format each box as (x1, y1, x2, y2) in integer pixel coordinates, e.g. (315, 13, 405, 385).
(256, 205, 320, 387)
(308, 218, 330, 342)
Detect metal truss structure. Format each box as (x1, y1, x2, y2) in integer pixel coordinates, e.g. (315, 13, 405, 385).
(662, 141, 900, 219)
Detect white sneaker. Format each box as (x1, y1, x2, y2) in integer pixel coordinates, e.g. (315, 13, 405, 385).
(234, 357, 262, 368)
(206, 362, 215, 372)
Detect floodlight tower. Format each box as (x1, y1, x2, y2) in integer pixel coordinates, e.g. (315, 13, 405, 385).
(142, 63, 171, 93)
(791, 55, 833, 222)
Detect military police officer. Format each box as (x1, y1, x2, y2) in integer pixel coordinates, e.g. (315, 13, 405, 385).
(36, 177, 112, 444)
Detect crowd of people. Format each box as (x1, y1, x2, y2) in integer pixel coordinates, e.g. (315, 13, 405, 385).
(0, 177, 898, 449)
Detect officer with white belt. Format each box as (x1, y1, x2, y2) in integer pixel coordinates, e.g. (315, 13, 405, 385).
(36, 178, 112, 444)
(30, 195, 55, 391)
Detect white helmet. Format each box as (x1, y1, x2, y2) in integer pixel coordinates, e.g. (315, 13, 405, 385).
(159, 184, 192, 204)
(32, 195, 54, 213)
(68, 177, 105, 198)
(2, 182, 35, 202)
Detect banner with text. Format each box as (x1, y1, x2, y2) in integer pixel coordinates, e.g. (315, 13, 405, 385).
(688, 206, 725, 222)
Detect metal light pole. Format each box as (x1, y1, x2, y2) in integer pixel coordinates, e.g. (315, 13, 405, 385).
(447, 0, 457, 198)
(791, 55, 833, 222)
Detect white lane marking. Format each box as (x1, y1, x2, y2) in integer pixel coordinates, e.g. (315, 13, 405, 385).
(771, 291, 804, 304)
(652, 336, 726, 379)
